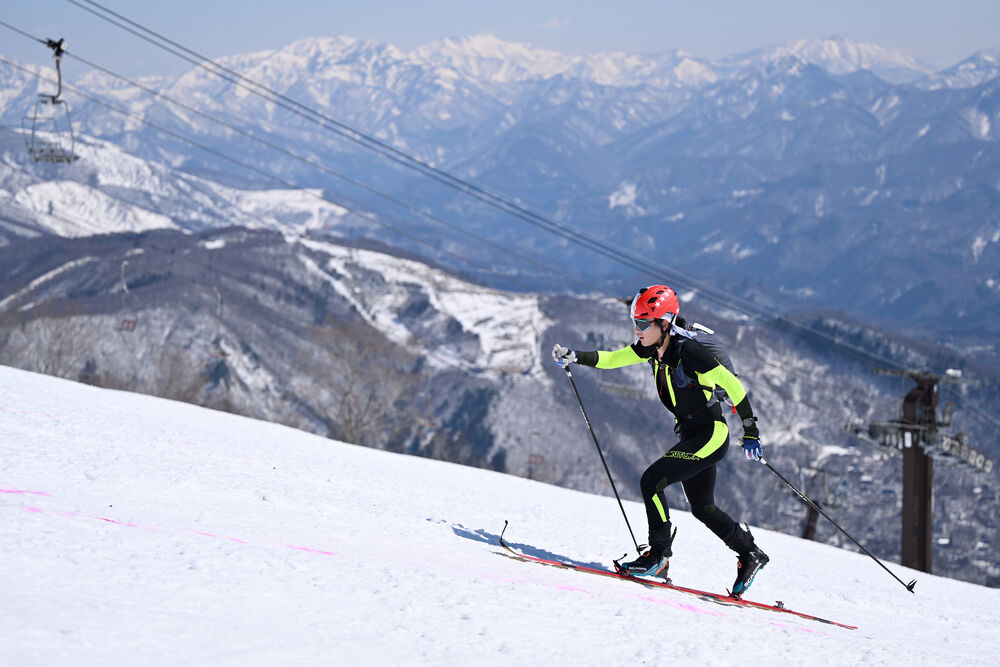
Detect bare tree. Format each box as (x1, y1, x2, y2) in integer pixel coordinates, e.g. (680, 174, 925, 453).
(156, 343, 211, 404)
(0, 308, 92, 379)
(302, 317, 426, 449)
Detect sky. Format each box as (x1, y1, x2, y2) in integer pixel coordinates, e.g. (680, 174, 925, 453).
(1, 0, 998, 78)
(3, 363, 1000, 664)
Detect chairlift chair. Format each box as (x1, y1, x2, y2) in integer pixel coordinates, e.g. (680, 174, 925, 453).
(208, 287, 229, 358)
(118, 259, 139, 334)
(22, 38, 79, 164)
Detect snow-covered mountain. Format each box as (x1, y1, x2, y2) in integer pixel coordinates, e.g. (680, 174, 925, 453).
(924, 48, 1000, 89)
(0, 128, 353, 240)
(2, 363, 1000, 665)
(721, 36, 935, 83)
(414, 34, 717, 88)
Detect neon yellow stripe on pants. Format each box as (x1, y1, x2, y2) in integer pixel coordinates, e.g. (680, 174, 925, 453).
(692, 420, 729, 459)
(652, 494, 668, 523)
(649, 421, 729, 522)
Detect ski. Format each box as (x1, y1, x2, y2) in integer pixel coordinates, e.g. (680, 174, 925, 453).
(497, 522, 856, 630)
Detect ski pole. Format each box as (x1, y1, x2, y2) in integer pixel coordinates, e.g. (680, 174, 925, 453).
(760, 458, 917, 594)
(563, 366, 641, 554)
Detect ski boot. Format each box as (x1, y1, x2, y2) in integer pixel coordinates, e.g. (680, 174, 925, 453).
(616, 545, 670, 580)
(731, 545, 769, 598)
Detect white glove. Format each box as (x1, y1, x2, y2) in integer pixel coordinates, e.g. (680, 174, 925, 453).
(551, 344, 576, 368)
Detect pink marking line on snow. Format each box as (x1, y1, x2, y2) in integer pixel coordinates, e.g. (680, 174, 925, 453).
(98, 517, 146, 529)
(635, 594, 728, 618)
(0, 489, 52, 496)
(413, 561, 522, 585)
(552, 584, 592, 594)
(0, 405, 65, 422)
(197, 531, 248, 544)
(6, 502, 336, 558)
(287, 545, 338, 556)
(633, 593, 830, 634)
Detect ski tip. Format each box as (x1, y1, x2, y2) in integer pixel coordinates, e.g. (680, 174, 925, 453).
(906, 579, 917, 594)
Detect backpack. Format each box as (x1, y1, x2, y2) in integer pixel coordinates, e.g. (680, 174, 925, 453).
(670, 323, 739, 406)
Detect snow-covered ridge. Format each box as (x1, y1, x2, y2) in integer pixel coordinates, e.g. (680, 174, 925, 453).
(925, 48, 1000, 89)
(197, 32, 716, 90)
(189, 34, 941, 91)
(0, 255, 96, 311)
(299, 237, 551, 375)
(723, 36, 935, 82)
(0, 129, 351, 238)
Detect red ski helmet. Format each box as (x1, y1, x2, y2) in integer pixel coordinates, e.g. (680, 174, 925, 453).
(630, 285, 679, 324)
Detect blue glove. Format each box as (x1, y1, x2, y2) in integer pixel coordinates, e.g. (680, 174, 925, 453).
(742, 436, 763, 461)
(551, 344, 576, 368)
(741, 419, 762, 461)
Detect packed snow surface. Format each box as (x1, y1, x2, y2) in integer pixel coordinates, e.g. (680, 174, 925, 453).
(1, 364, 998, 665)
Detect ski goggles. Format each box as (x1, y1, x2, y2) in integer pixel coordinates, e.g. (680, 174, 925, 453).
(633, 312, 674, 332)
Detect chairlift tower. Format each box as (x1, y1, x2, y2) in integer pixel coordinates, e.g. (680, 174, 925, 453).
(847, 368, 989, 574)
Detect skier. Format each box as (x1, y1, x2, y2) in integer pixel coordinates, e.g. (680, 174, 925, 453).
(551, 284, 768, 596)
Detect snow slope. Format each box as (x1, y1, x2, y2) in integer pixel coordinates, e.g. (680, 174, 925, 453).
(1, 364, 998, 666)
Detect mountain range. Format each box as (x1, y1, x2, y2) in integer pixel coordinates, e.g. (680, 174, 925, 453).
(2, 35, 999, 361)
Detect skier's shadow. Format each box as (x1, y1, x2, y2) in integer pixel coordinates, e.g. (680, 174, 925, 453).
(444, 520, 606, 570)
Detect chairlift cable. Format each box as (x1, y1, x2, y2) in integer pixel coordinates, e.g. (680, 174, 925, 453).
(0, 56, 547, 291)
(63, 0, 863, 326)
(46, 50, 604, 297)
(63, 1, 620, 252)
(0, 39, 910, 372)
(55, 2, 917, 372)
(70, 0, 790, 317)
(60, 2, 814, 295)
(0, 16, 602, 294)
(0, 17, 941, 373)
(0, 147, 546, 304)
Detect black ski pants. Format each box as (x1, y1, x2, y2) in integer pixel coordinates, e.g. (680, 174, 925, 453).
(639, 418, 744, 554)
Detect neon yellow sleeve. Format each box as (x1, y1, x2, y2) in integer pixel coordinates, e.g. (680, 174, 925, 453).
(697, 364, 747, 405)
(595, 346, 646, 369)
